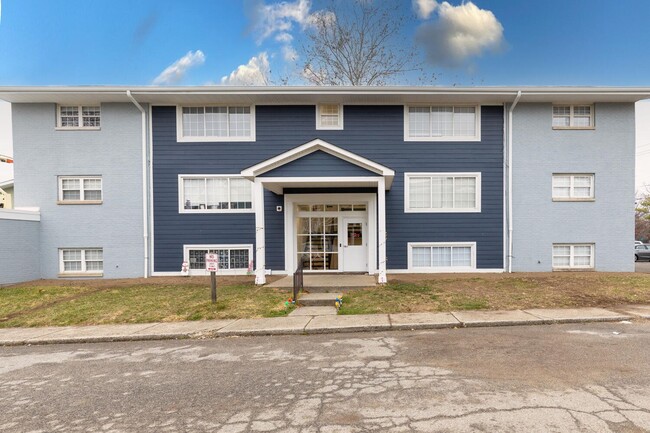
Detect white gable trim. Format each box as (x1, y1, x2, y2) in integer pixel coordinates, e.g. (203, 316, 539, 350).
(240, 139, 395, 190)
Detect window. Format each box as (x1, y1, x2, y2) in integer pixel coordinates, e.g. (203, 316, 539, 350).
(58, 176, 102, 203)
(408, 242, 476, 271)
(552, 244, 594, 269)
(316, 104, 343, 130)
(184, 244, 253, 275)
(177, 106, 255, 141)
(59, 248, 103, 275)
(405, 173, 481, 212)
(57, 105, 101, 129)
(405, 105, 480, 141)
(552, 174, 594, 201)
(552, 105, 594, 128)
(179, 175, 253, 213)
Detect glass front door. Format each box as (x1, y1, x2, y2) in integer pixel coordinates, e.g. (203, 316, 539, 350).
(297, 216, 339, 270)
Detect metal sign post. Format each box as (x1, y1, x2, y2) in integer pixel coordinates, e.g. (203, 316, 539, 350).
(205, 253, 219, 303)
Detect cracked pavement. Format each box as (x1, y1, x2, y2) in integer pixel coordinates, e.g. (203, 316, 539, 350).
(1, 322, 650, 432)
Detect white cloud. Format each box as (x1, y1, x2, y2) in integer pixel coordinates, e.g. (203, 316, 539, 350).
(251, 0, 313, 44)
(221, 53, 270, 86)
(416, 2, 504, 67)
(153, 50, 206, 85)
(275, 32, 293, 43)
(282, 45, 298, 62)
(413, 0, 438, 20)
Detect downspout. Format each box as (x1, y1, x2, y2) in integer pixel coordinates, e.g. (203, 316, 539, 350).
(126, 90, 150, 278)
(507, 91, 522, 273)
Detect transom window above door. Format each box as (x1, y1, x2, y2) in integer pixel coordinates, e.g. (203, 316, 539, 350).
(177, 106, 255, 141)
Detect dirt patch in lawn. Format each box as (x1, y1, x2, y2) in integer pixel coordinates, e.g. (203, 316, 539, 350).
(339, 272, 650, 315)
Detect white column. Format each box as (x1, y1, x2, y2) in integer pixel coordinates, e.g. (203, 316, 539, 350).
(377, 178, 388, 284)
(254, 179, 266, 285)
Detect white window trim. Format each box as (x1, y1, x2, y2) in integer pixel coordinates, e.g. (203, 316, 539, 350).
(404, 105, 481, 142)
(552, 104, 595, 130)
(183, 244, 254, 276)
(55, 104, 101, 130)
(57, 176, 103, 205)
(316, 104, 344, 130)
(178, 174, 254, 214)
(407, 242, 477, 272)
(176, 105, 256, 142)
(552, 243, 595, 270)
(552, 173, 595, 201)
(404, 172, 481, 213)
(58, 248, 104, 277)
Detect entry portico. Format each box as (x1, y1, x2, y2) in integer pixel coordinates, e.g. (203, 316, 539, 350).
(241, 139, 394, 285)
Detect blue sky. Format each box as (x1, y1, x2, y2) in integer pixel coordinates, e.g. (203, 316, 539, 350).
(0, 0, 649, 188)
(1, 0, 650, 86)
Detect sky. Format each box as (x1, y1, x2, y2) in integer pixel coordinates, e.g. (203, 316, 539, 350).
(0, 0, 649, 188)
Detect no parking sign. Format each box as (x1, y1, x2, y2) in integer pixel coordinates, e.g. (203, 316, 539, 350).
(205, 253, 219, 272)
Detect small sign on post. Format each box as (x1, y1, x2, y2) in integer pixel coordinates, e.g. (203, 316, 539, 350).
(205, 253, 219, 303)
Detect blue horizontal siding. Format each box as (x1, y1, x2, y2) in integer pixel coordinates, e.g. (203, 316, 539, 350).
(260, 150, 376, 177)
(152, 105, 504, 272)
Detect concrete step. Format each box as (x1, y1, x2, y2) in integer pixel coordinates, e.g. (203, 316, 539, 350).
(299, 292, 342, 307)
(288, 306, 338, 316)
(303, 286, 367, 293)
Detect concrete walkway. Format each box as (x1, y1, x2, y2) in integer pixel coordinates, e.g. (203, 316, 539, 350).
(1, 305, 648, 346)
(265, 274, 376, 289)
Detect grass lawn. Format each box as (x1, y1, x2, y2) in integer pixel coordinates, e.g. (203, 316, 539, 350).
(339, 273, 650, 315)
(1, 273, 649, 327)
(0, 276, 295, 328)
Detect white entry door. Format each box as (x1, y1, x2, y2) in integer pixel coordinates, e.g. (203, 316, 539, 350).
(341, 217, 367, 272)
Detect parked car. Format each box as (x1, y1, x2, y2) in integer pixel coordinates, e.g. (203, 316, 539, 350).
(636, 240, 644, 245)
(635, 244, 650, 261)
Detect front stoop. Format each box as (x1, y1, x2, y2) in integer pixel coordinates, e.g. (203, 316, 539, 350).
(289, 306, 338, 316)
(299, 292, 342, 307)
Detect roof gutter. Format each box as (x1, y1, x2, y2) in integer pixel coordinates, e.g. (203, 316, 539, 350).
(126, 90, 150, 278)
(507, 91, 522, 273)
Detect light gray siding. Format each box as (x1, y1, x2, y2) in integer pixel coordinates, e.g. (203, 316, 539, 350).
(12, 103, 145, 278)
(0, 211, 40, 285)
(511, 103, 635, 271)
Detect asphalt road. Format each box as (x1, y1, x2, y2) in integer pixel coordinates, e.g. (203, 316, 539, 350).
(636, 261, 650, 273)
(1, 322, 650, 432)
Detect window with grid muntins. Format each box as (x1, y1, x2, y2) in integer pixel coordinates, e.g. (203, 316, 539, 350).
(552, 105, 593, 128)
(552, 244, 594, 269)
(181, 106, 253, 139)
(406, 173, 480, 212)
(316, 104, 343, 129)
(60, 248, 103, 274)
(552, 174, 594, 200)
(181, 176, 252, 212)
(406, 105, 478, 140)
(187, 247, 251, 270)
(57, 105, 100, 128)
(409, 243, 475, 270)
(58, 176, 102, 203)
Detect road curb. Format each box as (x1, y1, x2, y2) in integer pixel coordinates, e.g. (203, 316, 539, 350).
(0, 309, 642, 346)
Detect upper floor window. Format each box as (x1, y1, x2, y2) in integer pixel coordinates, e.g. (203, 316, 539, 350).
(57, 105, 101, 129)
(552, 105, 594, 129)
(179, 175, 253, 213)
(58, 176, 102, 204)
(405, 172, 481, 213)
(552, 174, 594, 201)
(316, 104, 343, 130)
(405, 105, 480, 141)
(177, 106, 255, 142)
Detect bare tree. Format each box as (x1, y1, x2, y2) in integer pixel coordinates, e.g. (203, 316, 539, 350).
(300, 1, 424, 86)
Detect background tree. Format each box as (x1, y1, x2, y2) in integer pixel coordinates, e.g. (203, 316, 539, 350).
(636, 191, 650, 242)
(299, 1, 426, 86)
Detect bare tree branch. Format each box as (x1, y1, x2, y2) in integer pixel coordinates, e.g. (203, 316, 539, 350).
(298, 1, 428, 86)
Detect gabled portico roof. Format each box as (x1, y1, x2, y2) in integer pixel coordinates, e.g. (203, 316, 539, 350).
(241, 139, 395, 190)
